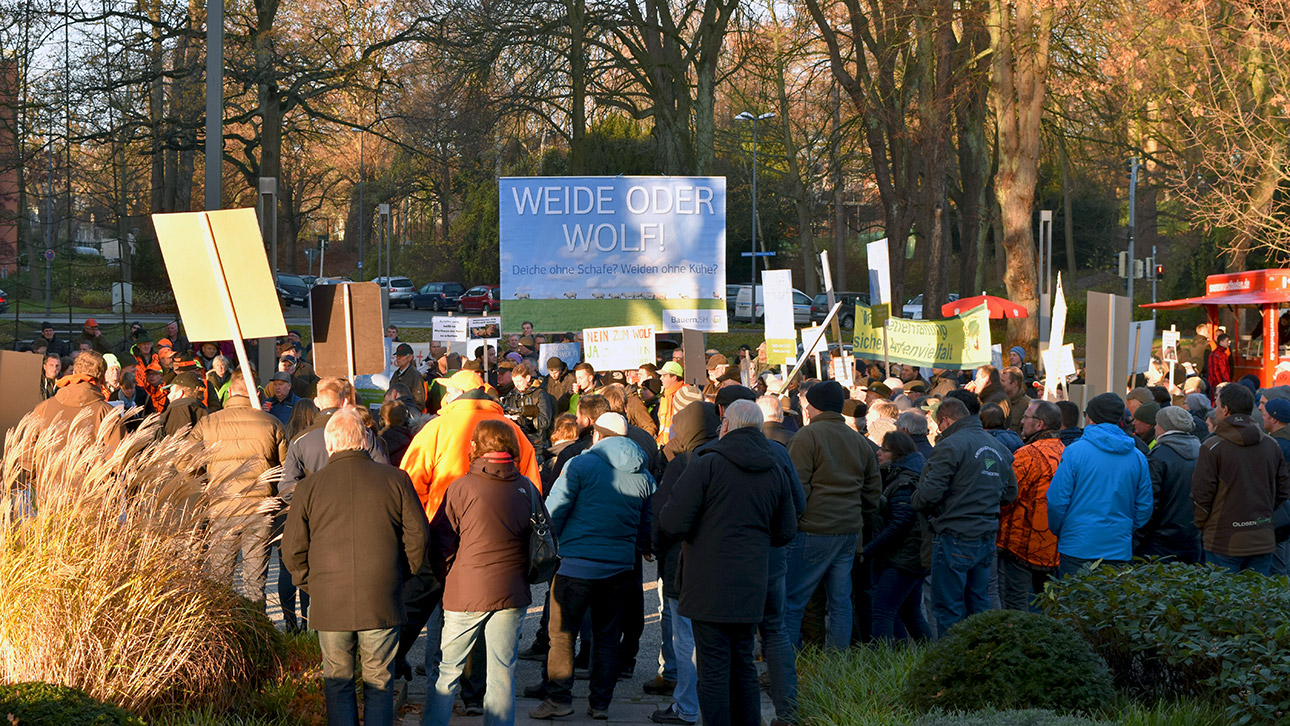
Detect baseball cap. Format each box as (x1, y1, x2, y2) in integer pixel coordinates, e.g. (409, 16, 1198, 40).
(279, 354, 297, 364)
(395, 343, 414, 356)
(443, 370, 484, 391)
(1126, 387, 1153, 404)
(546, 356, 567, 372)
(145, 362, 163, 373)
(706, 353, 728, 370)
(715, 385, 758, 409)
(157, 338, 174, 350)
(660, 361, 684, 378)
(165, 371, 204, 390)
(269, 371, 292, 383)
(593, 412, 628, 437)
(84, 318, 98, 327)
(519, 336, 535, 347)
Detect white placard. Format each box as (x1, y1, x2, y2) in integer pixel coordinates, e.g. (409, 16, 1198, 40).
(468, 316, 502, 340)
(433, 316, 468, 342)
(867, 239, 891, 305)
(762, 269, 795, 339)
(801, 326, 829, 357)
(1044, 273, 1068, 396)
(538, 343, 582, 375)
(1128, 320, 1156, 374)
(582, 325, 656, 372)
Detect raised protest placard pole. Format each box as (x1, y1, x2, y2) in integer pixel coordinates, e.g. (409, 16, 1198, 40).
(1162, 325, 1180, 383)
(820, 250, 852, 383)
(153, 209, 287, 410)
(780, 302, 842, 391)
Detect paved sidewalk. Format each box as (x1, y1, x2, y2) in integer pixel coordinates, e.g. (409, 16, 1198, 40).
(264, 553, 776, 725)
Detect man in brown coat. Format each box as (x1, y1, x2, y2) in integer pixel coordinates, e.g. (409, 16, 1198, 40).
(284, 409, 428, 726)
(30, 350, 124, 453)
(192, 369, 289, 602)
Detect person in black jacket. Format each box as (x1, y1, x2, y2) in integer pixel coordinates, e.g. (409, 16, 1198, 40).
(659, 400, 797, 726)
(865, 431, 930, 642)
(158, 371, 208, 437)
(282, 409, 429, 726)
(1136, 406, 1203, 563)
(378, 400, 414, 467)
(650, 399, 721, 725)
(757, 395, 794, 447)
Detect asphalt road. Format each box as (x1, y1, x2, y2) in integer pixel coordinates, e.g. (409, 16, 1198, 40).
(35, 306, 460, 330)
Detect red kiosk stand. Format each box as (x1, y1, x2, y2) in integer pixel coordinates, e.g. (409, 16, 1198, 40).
(1145, 269, 1290, 387)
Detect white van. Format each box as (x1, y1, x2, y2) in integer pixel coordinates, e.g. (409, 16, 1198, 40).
(734, 286, 813, 324)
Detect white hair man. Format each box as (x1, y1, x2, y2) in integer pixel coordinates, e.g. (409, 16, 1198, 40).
(283, 409, 429, 725)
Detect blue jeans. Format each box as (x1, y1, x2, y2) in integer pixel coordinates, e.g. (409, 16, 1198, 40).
(318, 627, 399, 726)
(1205, 550, 1274, 576)
(758, 546, 797, 723)
(784, 531, 860, 649)
(1274, 540, 1290, 577)
(425, 608, 524, 726)
(659, 582, 676, 681)
(929, 534, 995, 635)
(871, 567, 931, 642)
(666, 598, 699, 722)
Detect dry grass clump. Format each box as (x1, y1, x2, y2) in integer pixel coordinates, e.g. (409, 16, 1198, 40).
(0, 410, 282, 715)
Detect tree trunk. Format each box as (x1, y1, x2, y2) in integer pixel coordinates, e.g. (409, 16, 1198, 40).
(831, 83, 847, 291)
(989, 0, 1052, 351)
(567, 0, 586, 174)
(1058, 133, 1076, 284)
(148, 0, 164, 214)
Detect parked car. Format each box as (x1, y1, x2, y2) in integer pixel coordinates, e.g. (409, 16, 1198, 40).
(276, 273, 310, 307)
(458, 285, 500, 314)
(413, 281, 466, 311)
(726, 284, 749, 315)
(372, 276, 416, 307)
(312, 276, 353, 286)
(902, 293, 960, 320)
(734, 286, 813, 325)
(299, 275, 317, 287)
(811, 291, 869, 328)
(0, 288, 7, 314)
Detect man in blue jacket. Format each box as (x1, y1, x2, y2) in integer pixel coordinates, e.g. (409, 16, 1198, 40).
(1047, 392, 1153, 578)
(532, 412, 655, 721)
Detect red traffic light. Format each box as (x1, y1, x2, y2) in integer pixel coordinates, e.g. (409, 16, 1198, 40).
(1154, 264, 1164, 280)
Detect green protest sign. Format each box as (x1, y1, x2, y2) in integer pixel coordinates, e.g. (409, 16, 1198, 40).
(851, 303, 991, 370)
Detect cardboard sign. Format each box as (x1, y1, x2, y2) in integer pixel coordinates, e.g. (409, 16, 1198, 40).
(0, 351, 47, 455)
(538, 343, 582, 375)
(870, 302, 890, 328)
(762, 270, 795, 340)
(310, 282, 386, 378)
(867, 239, 891, 305)
(682, 328, 706, 387)
(151, 209, 286, 341)
(1128, 320, 1156, 374)
(583, 324, 656, 372)
(433, 317, 468, 342)
(468, 316, 502, 340)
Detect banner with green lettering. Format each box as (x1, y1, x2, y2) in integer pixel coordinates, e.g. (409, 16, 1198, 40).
(852, 303, 991, 370)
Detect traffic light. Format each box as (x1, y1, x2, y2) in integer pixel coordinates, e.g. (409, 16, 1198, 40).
(1155, 263, 1164, 280)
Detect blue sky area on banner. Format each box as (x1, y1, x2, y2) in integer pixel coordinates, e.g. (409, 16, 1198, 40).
(499, 176, 726, 301)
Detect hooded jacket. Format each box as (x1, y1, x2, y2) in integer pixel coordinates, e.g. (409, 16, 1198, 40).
(653, 402, 720, 599)
(400, 391, 541, 518)
(659, 426, 797, 623)
(987, 427, 1024, 454)
(547, 435, 655, 568)
(912, 416, 1017, 541)
(1137, 430, 1202, 562)
(433, 454, 541, 612)
(30, 378, 125, 453)
(191, 395, 289, 503)
(159, 395, 207, 437)
(1047, 423, 1152, 560)
(997, 432, 1062, 570)
(787, 410, 882, 535)
(865, 453, 928, 575)
(1192, 414, 1290, 557)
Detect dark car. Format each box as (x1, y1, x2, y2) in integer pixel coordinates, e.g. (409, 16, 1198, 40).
(0, 288, 7, 314)
(458, 285, 499, 314)
(413, 281, 466, 311)
(276, 273, 310, 307)
(811, 291, 869, 329)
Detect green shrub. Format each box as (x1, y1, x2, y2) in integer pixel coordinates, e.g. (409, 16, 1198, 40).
(914, 709, 1099, 726)
(0, 682, 144, 725)
(1040, 561, 1290, 725)
(901, 610, 1114, 715)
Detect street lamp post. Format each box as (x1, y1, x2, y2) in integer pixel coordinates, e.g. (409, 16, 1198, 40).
(736, 111, 775, 323)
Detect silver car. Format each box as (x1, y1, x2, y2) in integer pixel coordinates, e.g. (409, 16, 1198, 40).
(374, 276, 416, 307)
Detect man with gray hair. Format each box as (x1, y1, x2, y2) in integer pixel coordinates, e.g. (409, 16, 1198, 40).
(896, 411, 932, 459)
(659, 399, 797, 726)
(283, 408, 429, 726)
(758, 395, 793, 447)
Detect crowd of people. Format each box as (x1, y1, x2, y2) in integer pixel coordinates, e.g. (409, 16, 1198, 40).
(19, 316, 1290, 726)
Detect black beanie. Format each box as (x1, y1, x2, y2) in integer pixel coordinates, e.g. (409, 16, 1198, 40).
(715, 385, 758, 410)
(1085, 392, 1125, 425)
(805, 380, 846, 413)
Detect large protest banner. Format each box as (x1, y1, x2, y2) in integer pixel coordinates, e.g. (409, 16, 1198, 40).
(582, 324, 656, 371)
(499, 176, 727, 333)
(851, 303, 991, 370)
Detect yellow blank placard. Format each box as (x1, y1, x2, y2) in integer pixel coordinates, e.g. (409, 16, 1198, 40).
(152, 209, 286, 342)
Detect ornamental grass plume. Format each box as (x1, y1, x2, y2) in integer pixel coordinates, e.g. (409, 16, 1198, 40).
(0, 409, 282, 715)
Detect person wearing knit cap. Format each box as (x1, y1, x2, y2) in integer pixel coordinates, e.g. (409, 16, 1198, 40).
(782, 379, 881, 649)
(1193, 382, 1290, 575)
(1131, 401, 1161, 448)
(1047, 393, 1152, 578)
(1135, 406, 1204, 564)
